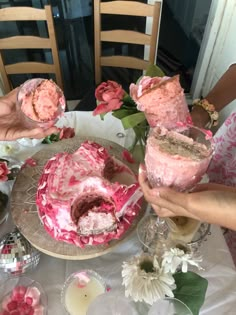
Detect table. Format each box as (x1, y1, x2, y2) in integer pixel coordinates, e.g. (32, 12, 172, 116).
(1, 111, 236, 314)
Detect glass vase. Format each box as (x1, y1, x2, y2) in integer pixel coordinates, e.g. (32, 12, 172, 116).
(124, 123, 149, 162)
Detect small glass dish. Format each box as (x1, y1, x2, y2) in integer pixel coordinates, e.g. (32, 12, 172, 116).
(61, 270, 107, 315)
(0, 276, 47, 314)
(148, 297, 193, 315)
(17, 78, 66, 129)
(87, 290, 138, 315)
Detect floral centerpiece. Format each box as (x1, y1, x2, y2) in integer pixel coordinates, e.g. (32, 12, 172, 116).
(122, 243, 208, 315)
(92, 65, 166, 160)
(0, 157, 23, 224)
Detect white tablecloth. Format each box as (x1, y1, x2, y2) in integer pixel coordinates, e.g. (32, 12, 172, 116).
(1, 111, 236, 314)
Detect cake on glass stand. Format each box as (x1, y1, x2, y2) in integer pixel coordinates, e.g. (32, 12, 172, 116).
(137, 125, 214, 256)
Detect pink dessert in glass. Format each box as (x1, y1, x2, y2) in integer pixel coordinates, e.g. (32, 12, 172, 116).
(17, 78, 66, 129)
(36, 141, 143, 247)
(0, 277, 46, 315)
(130, 75, 190, 129)
(145, 126, 213, 191)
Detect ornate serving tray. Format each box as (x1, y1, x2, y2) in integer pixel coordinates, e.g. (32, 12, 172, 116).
(11, 136, 145, 260)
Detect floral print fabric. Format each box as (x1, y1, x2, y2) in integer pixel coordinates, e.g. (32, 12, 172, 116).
(207, 112, 236, 187)
(207, 112, 236, 266)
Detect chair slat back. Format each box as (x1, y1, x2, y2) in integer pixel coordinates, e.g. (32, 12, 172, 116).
(0, 5, 63, 93)
(94, 0, 162, 85)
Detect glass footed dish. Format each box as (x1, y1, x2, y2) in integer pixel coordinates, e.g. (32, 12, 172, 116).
(0, 276, 47, 314)
(137, 213, 210, 254)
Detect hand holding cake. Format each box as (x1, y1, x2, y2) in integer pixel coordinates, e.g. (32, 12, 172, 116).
(139, 166, 236, 231)
(17, 78, 66, 128)
(0, 88, 59, 141)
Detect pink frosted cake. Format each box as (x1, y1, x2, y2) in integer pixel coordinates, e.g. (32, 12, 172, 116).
(145, 126, 213, 191)
(130, 75, 190, 129)
(36, 141, 143, 247)
(17, 78, 65, 127)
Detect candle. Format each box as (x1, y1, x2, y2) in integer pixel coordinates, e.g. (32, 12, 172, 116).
(62, 271, 106, 315)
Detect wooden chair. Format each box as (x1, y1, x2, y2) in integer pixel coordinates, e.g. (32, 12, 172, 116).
(0, 5, 63, 93)
(94, 0, 162, 85)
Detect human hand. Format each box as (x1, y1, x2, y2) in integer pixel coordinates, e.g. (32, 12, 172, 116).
(0, 89, 58, 141)
(139, 164, 236, 229)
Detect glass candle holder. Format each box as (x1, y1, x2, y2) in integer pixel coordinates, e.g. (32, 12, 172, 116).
(17, 78, 66, 129)
(61, 270, 107, 315)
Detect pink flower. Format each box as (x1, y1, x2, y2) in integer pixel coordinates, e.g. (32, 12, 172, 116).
(59, 127, 75, 140)
(22, 158, 37, 168)
(0, 161, 10, 182)
(93, 80, 125, 115)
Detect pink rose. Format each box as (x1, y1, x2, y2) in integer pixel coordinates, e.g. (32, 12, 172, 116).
(59, 127, 75, 140)
(93, 80, 125, 115)
(0, 161, 10, 182)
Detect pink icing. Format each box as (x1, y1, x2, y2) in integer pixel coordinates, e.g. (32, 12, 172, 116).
(18, 79, 65, 123)
(130, 75, 190, 129)
(36, 141, 143, 247)
(145, 126, 213, 191)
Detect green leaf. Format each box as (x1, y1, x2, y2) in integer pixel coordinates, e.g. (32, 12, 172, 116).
(121, 112, 146, 129)
(173, 271, 208, 315)
(112, 109, 136, 120)
(42, 133, 60, 144)
(146, 64, 165, 77)
(122, 94, 137, 107)
(100, 113, 106, 120)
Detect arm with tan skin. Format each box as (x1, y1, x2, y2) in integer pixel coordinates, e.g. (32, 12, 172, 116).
(139, 165, 236, 231)
(0, 89, 58, 141)
(191, 63, 236, 127)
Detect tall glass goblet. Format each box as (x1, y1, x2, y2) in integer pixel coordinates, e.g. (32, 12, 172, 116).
(137, 125, 214, 254)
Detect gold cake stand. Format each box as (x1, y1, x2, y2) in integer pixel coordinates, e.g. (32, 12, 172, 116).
(11, 136, 146, 260)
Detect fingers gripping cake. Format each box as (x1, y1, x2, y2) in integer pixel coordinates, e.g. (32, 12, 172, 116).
(36, 141, 142, 247)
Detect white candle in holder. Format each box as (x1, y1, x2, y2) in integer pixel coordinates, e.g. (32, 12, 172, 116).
(62, 270, 106, 315)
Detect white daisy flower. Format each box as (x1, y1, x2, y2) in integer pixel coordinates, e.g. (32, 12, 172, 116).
(122, 254, 176, 305)
(0, 141, 20, 155)
(162, 247, 203, 273)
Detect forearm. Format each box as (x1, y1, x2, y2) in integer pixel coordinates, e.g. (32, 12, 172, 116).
(188, 189, 236, 230)
(204, 63, 236, 111)
(191, 64, 236, 127)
